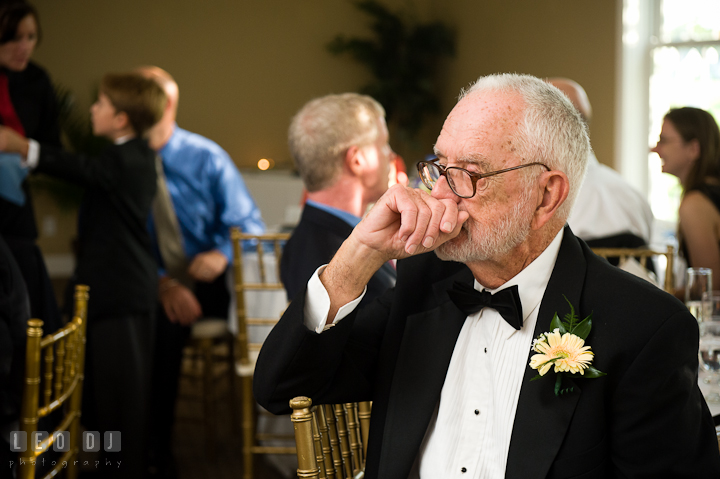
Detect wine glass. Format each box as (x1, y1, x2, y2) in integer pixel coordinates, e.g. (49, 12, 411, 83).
(699, 320, 720, 403)
(686, 268, 712, 322)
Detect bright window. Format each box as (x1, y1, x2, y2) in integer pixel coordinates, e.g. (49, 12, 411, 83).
(647, 0, 720, 222)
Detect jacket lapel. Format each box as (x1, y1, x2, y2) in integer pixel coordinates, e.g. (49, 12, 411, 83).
(378, 267, 474, 478)
(505, 227, 588, 479)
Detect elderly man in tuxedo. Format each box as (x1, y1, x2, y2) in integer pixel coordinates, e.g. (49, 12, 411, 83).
(254, 73, 720, 478)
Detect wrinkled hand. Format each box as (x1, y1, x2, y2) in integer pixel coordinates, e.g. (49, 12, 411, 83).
(0, 126, 29, 155)
(188, 250, 228, 283)
(353, 184, 469, 262)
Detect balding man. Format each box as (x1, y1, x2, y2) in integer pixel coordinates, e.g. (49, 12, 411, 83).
(281, 93, 396, 302)
(549, 78, 654, 248)
(138, 66, 265, 477)
(255, 73, 718, 478)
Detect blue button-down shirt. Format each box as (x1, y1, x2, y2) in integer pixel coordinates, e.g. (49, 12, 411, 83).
(148, 125, 265, 274)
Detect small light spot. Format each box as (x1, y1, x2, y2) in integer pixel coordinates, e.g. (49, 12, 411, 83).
(257, 158, 274, 170)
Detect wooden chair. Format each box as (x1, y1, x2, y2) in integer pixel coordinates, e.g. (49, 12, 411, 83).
(290, 397, 372, 479)
(18, 284, 89, 479)
(591, 245, 675, 293)
(231, 226, 293, 479)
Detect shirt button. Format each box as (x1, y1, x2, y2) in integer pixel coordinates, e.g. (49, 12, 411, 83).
(461, 467, 467, 473)
(474, 409, 480, 415)
(484, 348, 487, 353)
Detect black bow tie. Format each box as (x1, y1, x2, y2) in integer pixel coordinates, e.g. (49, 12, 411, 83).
(447, 281, 524, 330)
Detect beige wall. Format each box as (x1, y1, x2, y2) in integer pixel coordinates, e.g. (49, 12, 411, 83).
(33, 0, 616, 168)
(30, 0, 617, 256)
(431, 0, 618, 167)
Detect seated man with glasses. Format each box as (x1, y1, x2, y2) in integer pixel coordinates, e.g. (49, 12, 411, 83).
(255, 73, 719, 478)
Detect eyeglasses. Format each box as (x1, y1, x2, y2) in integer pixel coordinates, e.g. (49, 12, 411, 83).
(416, 157, 550, 198)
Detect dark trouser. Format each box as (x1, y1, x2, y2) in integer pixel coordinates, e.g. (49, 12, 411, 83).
(83, 312, 155, 479)
(147, 270, 230, 468)
(3, 236, 61, 333)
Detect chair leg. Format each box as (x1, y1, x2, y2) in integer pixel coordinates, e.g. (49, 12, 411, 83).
(241, 375, 255, 479)
(227, 338, 240, 433)
(201, 338, 215, 458)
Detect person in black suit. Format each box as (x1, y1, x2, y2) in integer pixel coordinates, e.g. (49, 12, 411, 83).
(282, 93, 396, 302)
(0, 0, 62, 333)
(0, 233, 29, 479)
(0, 71, 166, 479)
(255, 73, 720, 478)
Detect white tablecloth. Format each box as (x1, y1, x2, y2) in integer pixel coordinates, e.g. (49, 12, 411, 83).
(227, 251, 288, 339)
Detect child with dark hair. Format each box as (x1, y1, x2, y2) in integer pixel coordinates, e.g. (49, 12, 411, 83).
(0, 71, 166, 479)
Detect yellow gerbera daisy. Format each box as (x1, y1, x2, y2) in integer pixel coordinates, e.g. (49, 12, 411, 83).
(529, 330, 594, 376)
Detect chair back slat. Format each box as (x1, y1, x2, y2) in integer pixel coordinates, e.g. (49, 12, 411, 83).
(54, 338, 65, 401)
(357, 402, 371, 460)
(591, 245, 675, 293)
(43, 342, 53, 408)
(345, 403, 364, 474)
(310, 411, 328, 479)
(315, 406, 337, 479)
(333, 404, 354, 479)
(18, 284, 89, 479)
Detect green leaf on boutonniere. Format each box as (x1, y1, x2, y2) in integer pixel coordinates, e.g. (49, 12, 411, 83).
(560, 295, 593, 339)
(581, 366, 607, 379)
(549, 312, 566, 334)
(572, 317, 592, 340)
(562, 295, 579, 330)
(554, 374, 574, 396)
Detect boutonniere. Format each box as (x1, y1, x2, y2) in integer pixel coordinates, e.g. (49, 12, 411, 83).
(529, 296, 606, 396)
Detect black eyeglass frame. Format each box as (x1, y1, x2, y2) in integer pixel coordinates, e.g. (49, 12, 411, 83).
(416, 157, 550, 198)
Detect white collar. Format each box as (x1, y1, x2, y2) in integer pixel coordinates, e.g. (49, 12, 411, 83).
(114, 134, 134, 145)
(475, 228, 565, 327)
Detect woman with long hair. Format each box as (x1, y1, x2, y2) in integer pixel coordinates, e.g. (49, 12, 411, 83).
(651, 106, 720, 287)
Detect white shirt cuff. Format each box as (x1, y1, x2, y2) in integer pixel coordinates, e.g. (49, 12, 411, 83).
(25, 139, 39, 169)
(303, 265, 367, 334)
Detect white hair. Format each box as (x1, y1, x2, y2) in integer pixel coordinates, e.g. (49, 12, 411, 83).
(460, 73, 590, 220)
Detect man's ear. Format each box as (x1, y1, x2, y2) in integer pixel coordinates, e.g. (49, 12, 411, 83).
(345, 145, 365, 176)
(530, 170, 569, 230)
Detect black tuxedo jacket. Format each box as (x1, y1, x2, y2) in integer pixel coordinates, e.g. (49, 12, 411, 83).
(37, 139, 158, 319)
(280, 203, 396, 304)
(255, 227, 720, 478)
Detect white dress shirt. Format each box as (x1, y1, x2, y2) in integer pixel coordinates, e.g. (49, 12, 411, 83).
(304, 229, 565, 479)
(568, 152, 653, 243)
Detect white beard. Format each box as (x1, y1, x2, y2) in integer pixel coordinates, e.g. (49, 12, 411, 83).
(435, 188, 535, 263)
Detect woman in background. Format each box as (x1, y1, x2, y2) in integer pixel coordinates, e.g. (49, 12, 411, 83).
(0, 0, 61, 331)
(651, 106, 720, 288)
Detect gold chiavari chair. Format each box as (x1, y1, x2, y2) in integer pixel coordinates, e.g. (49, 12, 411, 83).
(18, 284, 89, 479)
(231, 226, 292, 479)
(290, 397, 372, 479)
(591, 245, 675, 293)
(179, 316, 238, 457)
